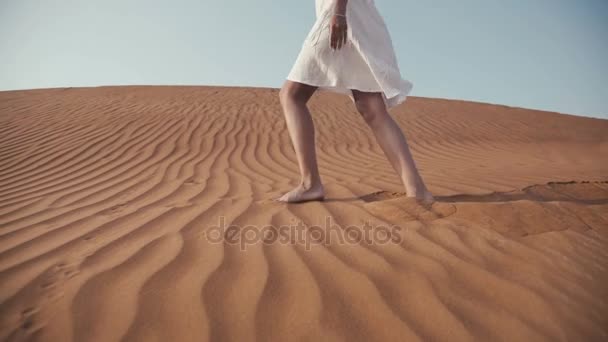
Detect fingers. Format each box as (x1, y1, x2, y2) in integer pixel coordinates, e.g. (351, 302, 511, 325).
(340, 23, 348, 49)
(335, 26, 341, 50)
(337, 28, 347, 50)
(330, 22, 348, 50)
(338, 20, 347, 50)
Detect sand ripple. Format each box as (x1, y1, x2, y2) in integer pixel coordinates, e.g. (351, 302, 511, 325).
(1, 86, 607, 341)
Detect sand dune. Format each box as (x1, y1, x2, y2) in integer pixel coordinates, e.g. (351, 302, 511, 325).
(0, 85, 607, 341)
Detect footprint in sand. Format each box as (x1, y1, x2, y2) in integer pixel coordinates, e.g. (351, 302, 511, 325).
(361, 191, 457, 223)
(98, 203, 131, 217)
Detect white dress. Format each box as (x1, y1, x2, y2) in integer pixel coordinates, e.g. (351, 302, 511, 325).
(287, 0, 413, 109)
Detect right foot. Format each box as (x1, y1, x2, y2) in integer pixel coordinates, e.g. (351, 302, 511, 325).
(275, 183, 325, 203)
(405, 183, 435, 203)
(413, 190, 434, 203)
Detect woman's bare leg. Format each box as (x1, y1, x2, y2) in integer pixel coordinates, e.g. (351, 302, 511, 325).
(351, 89, 434, 202)
(275, 80, 325, 202)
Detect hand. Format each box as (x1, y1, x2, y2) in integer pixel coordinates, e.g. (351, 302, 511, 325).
(330, 14, 348, 50)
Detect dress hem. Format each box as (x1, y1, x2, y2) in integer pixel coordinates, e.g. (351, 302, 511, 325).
(286, 75, 412, 109)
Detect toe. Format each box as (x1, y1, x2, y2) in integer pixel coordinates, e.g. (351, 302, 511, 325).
(276, 192, 293, 202)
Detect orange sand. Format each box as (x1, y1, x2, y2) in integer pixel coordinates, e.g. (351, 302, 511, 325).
(0, 85, 607, 341)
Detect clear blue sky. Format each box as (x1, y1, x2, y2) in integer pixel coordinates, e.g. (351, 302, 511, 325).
(1, 0, 607, 119)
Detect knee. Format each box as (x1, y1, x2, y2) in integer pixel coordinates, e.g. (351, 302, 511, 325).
(279, 84, 307, 107)
(354, 98, 383, 125)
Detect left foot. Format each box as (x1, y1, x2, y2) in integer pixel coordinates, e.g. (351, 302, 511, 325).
(275, 183, 325, 203)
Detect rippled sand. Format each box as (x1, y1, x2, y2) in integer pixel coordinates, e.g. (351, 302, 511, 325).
(1, 85, 607, 341)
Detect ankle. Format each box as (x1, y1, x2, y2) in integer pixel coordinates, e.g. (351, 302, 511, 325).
(405, 180, 427, 194)
(300, 178, 322, 190)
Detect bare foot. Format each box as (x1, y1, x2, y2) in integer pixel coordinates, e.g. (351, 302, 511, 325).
(405, 184, 435, 203)
(275, 183, 325, 203)
(413, 190, 435, 203)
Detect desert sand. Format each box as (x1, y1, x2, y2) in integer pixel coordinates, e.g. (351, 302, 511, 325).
(0, 85, 607, 341)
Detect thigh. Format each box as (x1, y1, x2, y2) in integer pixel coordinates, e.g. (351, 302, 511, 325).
(281, 80, 319, 103)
